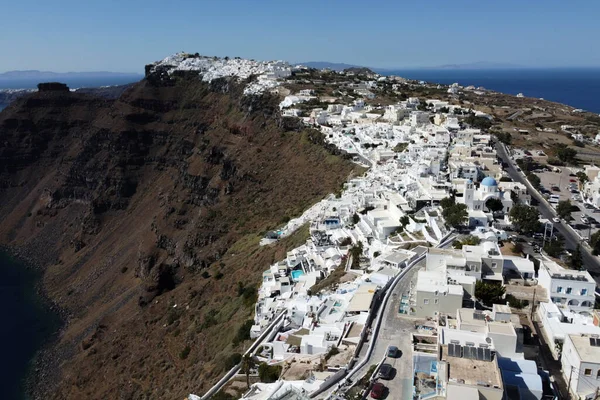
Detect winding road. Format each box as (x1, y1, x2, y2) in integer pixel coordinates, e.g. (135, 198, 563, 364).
(495, 140, 600, 283)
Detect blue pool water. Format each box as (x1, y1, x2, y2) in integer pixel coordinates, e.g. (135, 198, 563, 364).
(291, 270, 305, 280)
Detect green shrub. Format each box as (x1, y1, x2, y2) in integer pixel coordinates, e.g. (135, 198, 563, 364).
(258, 362, 282, 383)
(179, 345, 191, 359)
(233, 319, 254, 346)
(224, 353, 242, 370)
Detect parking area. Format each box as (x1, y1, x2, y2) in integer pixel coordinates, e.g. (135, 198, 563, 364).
(529, 167, 600, 240)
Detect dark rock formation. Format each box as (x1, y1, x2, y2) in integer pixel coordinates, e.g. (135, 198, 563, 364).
(0, 72, 359, 399)
(37, 82, 70, 92)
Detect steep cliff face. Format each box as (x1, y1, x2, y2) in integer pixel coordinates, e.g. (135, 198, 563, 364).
(0, 74, 358, 399)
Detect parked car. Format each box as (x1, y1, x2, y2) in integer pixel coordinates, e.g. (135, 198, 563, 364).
(570, 179, 577, 182)
(581, 216, 589, 224)
(371, 382, 386, 399)
(584, 203, 595, 209)
(552, 217, 560, 223)
(378, 363, 394, 380)
(387, 345, 399, 358)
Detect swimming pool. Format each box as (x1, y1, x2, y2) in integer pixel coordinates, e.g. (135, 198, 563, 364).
(291, 270, 305, 280)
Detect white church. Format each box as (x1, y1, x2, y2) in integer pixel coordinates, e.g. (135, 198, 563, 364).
(461, 177, 513, 227)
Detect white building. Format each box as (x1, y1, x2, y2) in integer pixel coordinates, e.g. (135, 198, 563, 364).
(561, 333, 600, 399)
(410, 111, 430, 127)
(537, 259, 596, 313)
(414, 269, 463, 318)
(461, 177, 513, 217)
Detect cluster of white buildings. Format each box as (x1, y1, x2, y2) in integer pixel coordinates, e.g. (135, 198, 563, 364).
(411, 253, 599, 400)
(147, 52, 293, 95)
(173, 61, 600, 400)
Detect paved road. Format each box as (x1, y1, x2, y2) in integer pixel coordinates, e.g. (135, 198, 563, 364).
(496, 141, 600, 283)
(357, 259, 423, 399)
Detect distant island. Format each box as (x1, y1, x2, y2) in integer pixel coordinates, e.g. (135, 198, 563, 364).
(0, 70, 143, 80)
(298, 61, 524, 72)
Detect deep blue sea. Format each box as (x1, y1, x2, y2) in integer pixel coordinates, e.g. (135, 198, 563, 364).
(0, 75, 143, 113)
(0, 75, 143, 90)
(382, 68, 600, 113)
(0, 252, 60, 400)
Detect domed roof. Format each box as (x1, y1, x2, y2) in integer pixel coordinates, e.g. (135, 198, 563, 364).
(481, 176, 498, 186)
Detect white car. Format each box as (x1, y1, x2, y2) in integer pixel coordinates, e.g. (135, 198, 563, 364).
(552, 217, 560, 223)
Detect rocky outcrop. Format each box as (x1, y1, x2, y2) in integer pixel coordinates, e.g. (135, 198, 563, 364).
(0, 71, 358, 399)
(37, 82, 70, 92)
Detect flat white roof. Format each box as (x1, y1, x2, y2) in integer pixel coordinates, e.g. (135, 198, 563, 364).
(383, 251, 412, 265)
(569, 334, 600, 364)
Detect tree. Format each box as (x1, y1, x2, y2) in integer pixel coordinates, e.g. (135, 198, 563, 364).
(485, 197, 504, 214)
(591, 231, 600, 255)
(513, 242, 524, 254)
(258, 362, 282, 383)
(526, 173, 541, 190)
(570, 244, 584, 270)
(495, 132, 512, 145)
(464, 115, 493, 130)
(509, 204, 541, 233)
(442, 203, 468, 228)
(576, 171, 589, 186)
(475, 281, 506, 307)
(440, 196, 455, 210)
(240, 354, 256, 388)
(400, 215, 410, 226)
(556, 200, 573, 221)
(556, 146, 577, 164)
(453, 235, 481, 249)
(531, 256, 540, 277)
(351, 213, 360, 224)
(543, 238, 564, 258)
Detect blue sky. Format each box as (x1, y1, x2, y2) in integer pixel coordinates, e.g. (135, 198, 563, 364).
(2, 0, 600, 73)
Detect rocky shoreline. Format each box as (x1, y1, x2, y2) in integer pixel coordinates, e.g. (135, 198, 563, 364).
(1, 245, 68, 399)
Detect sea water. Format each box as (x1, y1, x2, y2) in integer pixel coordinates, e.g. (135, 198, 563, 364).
(0, 252, 60, 400)
(381, 68, 600, 114)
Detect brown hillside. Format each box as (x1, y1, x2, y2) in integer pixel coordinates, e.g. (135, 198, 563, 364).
(0, 74, 360, 399)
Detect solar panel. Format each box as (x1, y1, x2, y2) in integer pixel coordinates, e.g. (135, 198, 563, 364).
(477, 347, 485, 361)
(484, 348, 492, 361)
(473, 311, 485, 320)
(448, 343, 455, 357)
(590, 338, 598, 347)
(464, 346, 475, 359)
(456, 345, 463, 358)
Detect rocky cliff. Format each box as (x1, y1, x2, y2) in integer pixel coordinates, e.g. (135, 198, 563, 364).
(0, 69, 359, 399)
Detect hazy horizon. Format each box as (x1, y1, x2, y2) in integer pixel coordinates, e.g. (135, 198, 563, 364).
(2, 0, 600, 73)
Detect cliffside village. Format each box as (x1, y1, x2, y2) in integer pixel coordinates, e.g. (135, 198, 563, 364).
(156, 54, 600, 400)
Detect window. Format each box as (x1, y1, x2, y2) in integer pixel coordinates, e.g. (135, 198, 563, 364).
(491, 262, 497, 269)
(581, 289, 588, 296)
(597, 370, 600, 379)
(566, 287, 572, 294)
(424, 299, 430, 305)
(557, 286, 563, 293)
(584, 369, 592, 376)
(434, 299, 439, 304)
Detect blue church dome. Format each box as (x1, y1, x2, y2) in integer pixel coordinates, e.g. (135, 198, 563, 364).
(481, 177, 498, 186)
